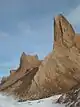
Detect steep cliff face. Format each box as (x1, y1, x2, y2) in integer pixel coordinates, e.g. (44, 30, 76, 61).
(26, 14, 80, 100)
(17, 52, 41, 73)
(54, 15, 80, 49)
(54, 14, 75, 48)
(0, 53, 41, 95)
(10, 70, 16, 76)
(74, 34, 80, 50)
(1, 14, 80, 101)
(10, 52, 41, 76)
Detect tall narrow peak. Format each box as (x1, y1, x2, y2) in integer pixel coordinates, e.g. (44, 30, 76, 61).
(54, 14, 75, 49)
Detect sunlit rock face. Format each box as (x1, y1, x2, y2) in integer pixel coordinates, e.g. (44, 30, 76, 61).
(10, 70, 16, 76)
(54, 14, 75, 48)
(26, 14, 80, 99)
(19, 52, 41, 72)
(0, 53, 41, 99)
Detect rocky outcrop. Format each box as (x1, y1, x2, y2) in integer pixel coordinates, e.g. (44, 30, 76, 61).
(17, 52, 41, 73)
(54, 14, 75, 49)
(57, 86, 80, 107)
(25, 14, 80, 100)
(10, 70, 16, 76)
(0, 53, 41, 94)
(0, 76, 8, 85)
(1, 14, 80, 101)
(74, 34, 80, 50)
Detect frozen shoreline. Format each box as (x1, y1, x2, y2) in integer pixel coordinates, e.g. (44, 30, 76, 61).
(0, 93, 65, 107)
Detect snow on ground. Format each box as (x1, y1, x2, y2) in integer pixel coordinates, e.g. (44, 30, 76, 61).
(0, 93, 65, 107)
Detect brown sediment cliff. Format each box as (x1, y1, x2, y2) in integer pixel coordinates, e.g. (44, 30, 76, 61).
(0, 53, 41, 96)
(1, 14, 80, 101)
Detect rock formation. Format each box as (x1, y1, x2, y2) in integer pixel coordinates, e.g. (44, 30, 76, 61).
(17, 52, 41, 73)
(24, 14, 80, 100)
(1, 14, 80, 101)
(54, 14, 75, 49)
(0, 76, 8, 85)
(74, 33, 80, 50)
(0, 53, 41, 94)
(10, 70, 16, 76)
(57, 86, 80, 107)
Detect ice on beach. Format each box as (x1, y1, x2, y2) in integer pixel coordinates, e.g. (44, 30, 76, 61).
(0, 94, 65, 107)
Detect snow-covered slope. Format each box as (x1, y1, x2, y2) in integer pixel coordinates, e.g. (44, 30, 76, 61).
(0, 94, 65, 107)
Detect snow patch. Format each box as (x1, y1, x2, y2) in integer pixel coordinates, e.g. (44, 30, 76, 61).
(0, 93, 65, 107)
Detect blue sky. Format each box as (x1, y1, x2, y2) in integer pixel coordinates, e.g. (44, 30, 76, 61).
(0, 0, 80, 77)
